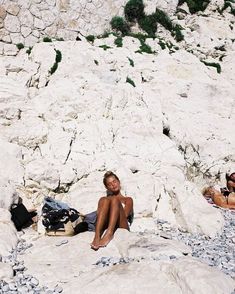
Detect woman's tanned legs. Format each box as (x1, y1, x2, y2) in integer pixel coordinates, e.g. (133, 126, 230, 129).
(91, 197, 129, 249)
(91, 197, 110, 250)
(99, 197, 129, 247)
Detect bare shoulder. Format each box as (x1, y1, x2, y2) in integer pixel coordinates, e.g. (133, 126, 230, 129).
(124, 196, 133, 204)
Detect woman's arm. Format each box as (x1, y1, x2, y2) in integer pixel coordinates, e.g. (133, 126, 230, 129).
(227, 180, 235, 192)
(213, 194, 235, 209)
(123, 197, 133, 218)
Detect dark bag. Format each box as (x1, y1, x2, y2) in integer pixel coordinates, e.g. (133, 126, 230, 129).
(10, 203, 32, 231)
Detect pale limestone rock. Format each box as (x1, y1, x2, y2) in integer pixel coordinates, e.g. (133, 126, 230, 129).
(0, 262, 14, 281)
(29, 5, 41, 18)
(0, 41, 3, 54)
(0, 222, 18, 256)
(44, 24, 58, 38)
(21, 26, 32, 38)
(32, 29, 40, 38)
(0, 28, 10, 42)
(17, 0, 31, 9)
(6, 3, 20, 16)
(10, 32, 24, 45)
(20, 230, 235, 293)
(145, 0, 178, 15)
(3, 43, 18, 55)
(4, 14, 20, 33)
(18, 9, 34, 28)
(0, 140, 24, 193)
(58, 0, 70, 12)
(2, 117, 48, 148)
(0, 209, 18, 256)
(34, 17, 45, 30)
(0, 5, 6, 19)
(40, 10, 56, 27)
(24, 34, 38, 47)
(0, 75, 28, 121)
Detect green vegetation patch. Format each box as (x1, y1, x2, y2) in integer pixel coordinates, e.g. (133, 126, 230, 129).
(110, 16, 130, 35)
(128, 57, 134, 67)
(124, 0, 145, 22)
(16, 43, 24, 50)
(178, 0, 211, 14)
(202, 61, 221, 73)
(138, 14, 158, 37)
(137, 39, 154, 54)
(86, 35, 95, 43)
(126, 76, 136, 87)
(49, 49, 62, 75)
(99, 45, 112, 50)
(114, 37, 123, 47)
(43, 37, 52, 42)
(155, 8, 173, 31)
(26, 46, 32, 55)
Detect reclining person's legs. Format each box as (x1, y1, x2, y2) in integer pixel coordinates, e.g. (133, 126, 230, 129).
(99, 197, 128, 247)
(91, 197, 111, 250)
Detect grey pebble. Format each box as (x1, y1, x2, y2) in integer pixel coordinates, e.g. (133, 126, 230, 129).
(54, 286, 63, 293)
(2, 284, 9, 292)
(30, 277, 39, 286)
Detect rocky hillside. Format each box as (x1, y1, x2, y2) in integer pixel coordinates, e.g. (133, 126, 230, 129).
(0, 0, 234, 293)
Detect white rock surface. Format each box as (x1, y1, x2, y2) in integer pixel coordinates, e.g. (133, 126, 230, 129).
(0, 262, 13, 281)
(0, 2, 234, 292)
(0, 209, 18, 256)
(19, 229, 234, 293)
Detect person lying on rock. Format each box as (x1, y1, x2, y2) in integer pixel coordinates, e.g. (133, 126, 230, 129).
(202, 186, 235, 209)
(90, 171, 134, 250)
(226, 172, 235, 192)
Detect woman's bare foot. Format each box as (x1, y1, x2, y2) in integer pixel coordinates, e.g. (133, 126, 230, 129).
(99, 232, 113, 248)
(90, 237, 100, 251)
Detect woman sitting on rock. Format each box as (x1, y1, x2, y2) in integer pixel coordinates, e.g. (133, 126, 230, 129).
(202, 186, 235, 209)
(90, 171, 134, 250)
(226, 172, 235, 192)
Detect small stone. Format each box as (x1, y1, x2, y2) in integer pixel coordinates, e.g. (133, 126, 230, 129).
(30, 277, 39, 286)
(2, 284, 9, 292)
(8, 282, 17, 291)
(54, 285, 63, 293)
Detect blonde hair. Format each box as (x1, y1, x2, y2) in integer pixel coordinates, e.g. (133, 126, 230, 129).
(103, 171, 120, 187)
(202, 186, 214, 196)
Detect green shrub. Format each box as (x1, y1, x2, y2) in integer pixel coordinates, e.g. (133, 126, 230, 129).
(94, 60, 99, 65)
(86, 35, 95, 43)
(202, 61, 221, 73)
(138, 14, 158, 36)
(126, 77, 136, 87)
(55, 49, 62, 63)
(49, 62, 58, 75)
(128, 57, 134, 67)
(97, 31, 111, 39)
(49, 49, 62, 75)
(124, 0, 145, 22)
(219, 0, 235, 15)
(179, 0, 210, 14)
(99, 45, 112, 50)
(128, 32, 148, 42)
(110, 16, 130, 35)
(173, 24, 184, 42)
(159, 40, 166, 49)
(43, 37, 52, 42)
(155, 8, 173, 31)
(16, 43, 24, 50)
(56, 37, 64, 41)
(136, 40, 153, 54)
(114, 37, 123, 47)
(26, 46, 32, 55)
